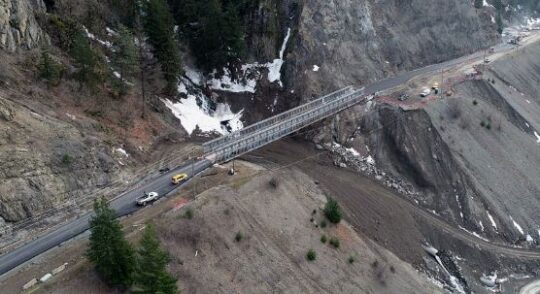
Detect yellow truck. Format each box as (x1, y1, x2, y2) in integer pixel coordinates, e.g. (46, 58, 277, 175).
(171, 173, 188, 185)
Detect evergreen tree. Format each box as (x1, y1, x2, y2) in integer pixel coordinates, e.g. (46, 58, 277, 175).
(323, 198, 342, 224)
(170, 0, 245, 72)
(222, 2, 245, 61)
(133, 224, 178, 294)
(496, 10, 504, 34)
(38, 50, 62, 86)
(143, 0, 182, 94)
(114, 25, 138, 80)
(112, 24, 138, 95)
(70, 32, 101, 88)
(87, 198, 135, 288)
(474, 0, 483, 9)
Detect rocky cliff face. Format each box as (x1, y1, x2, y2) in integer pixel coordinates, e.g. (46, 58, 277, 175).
(286, 0, 499, 97)
(0, 96, 123, 223)
(0, 0, 47, 52)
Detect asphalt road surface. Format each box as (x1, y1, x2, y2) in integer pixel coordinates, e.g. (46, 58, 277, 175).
(0, 159, 211, 276)
(520, 280, 540, 294)
(0, 37, 527, 277)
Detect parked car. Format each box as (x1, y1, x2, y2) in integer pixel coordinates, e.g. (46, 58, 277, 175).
(159, 167, 170, 173)
(420, 88, 431, 97)
(137, 192, 159, 206)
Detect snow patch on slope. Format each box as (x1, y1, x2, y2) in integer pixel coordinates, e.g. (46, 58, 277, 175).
(208, 28, 292, 92)
(209, 68, 257, 93)
(509, 216, 525, 235)
(487, 211, 498, 230)
(163, 83, 243, 135)
(83, 26, 113, 49)
(262, 27, 291, 87)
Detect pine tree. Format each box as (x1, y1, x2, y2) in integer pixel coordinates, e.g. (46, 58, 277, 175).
(87, 198, 135, 288)
(172, 0, 245, 72)
(496, 10, 504, 34)
(143, 0, 182, 94)
(132, 224, 178, 294)
(222, 2, 245, 62)
(114, 25, 138, 81)
(38, 50, 62, 86)
(474, 0, 483, 9)
(70, 32, 101, 88)
(112, 24, 138, 95)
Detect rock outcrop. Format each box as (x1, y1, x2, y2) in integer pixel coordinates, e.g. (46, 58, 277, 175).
(286, 0, 499, 96)
(0, 0, 47, 52)
(0, 96, 122, 223)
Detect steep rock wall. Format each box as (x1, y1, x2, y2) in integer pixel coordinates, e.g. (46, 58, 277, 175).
(0, 0, 47, 52)
(286, 0, 499, 97)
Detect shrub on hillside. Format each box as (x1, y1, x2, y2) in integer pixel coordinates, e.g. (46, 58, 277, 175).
(306, 249, 316, 261)
(324, 198, 342, 224)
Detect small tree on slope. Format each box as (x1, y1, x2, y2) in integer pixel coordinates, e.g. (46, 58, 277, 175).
(132, 223, 178, 294)
(324, 198, 343, 224)
(87, 198, 135, 288)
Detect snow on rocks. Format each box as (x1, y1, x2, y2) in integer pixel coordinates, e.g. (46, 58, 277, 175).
(509, 216, 525, 235)
(83, 26, 113, 50)
(185, 67, 203, 86)
(203, 28, 292, 93)
(526, 17, 540, 30)
(459, 226, 489, 242)
(329, 141, 416, 197)
(65, 113, 76, 120)
(266, 27, 291, 86)
(115, 147, 129, 157)
(105, 27, 117, 36)
(208, 67, 257, 93)
(162, 93, 243, 136)
(487, 211, 498, 230)
(480, 272, 497, 288)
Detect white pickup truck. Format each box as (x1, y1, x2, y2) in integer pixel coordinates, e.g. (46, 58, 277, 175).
(136, 192, 160, 206)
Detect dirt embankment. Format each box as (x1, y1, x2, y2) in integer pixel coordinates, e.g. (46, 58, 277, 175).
(158, 166, 440, 294)
(252, 140, 540, 294)
(8, 161, 441, 294)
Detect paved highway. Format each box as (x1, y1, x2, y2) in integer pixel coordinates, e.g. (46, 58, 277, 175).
(0, 159, 211, 276)
(0, 37, 529, 277)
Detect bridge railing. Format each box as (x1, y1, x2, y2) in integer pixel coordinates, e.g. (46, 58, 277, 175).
(202, 86, 354, 153)
(210, 89, 366, 162)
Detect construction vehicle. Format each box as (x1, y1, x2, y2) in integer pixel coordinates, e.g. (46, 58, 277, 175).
(171, 173, 188, 185)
